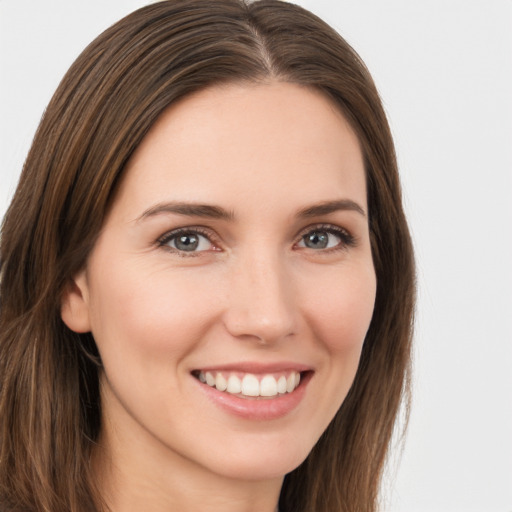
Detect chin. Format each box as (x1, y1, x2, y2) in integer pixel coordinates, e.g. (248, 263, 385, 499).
(194, 430, 316, 482)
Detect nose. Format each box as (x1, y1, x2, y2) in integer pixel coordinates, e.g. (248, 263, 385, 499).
(222, 251, 298, 345)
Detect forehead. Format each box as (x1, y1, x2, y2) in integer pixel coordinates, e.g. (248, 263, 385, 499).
(115, 81, 366, 218)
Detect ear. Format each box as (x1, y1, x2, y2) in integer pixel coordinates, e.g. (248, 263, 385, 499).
(61, 271, 92, 333)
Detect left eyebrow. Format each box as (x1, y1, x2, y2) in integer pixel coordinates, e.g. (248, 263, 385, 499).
(135, 202, 235, 222)
(297, 199, 366, 218)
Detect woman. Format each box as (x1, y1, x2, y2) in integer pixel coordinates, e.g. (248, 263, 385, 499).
(0, 1, 415, 511)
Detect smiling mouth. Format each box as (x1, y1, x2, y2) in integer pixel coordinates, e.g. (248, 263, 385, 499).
(192, 370, 305, 399)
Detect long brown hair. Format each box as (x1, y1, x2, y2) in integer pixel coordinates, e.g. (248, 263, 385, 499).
(0, 1, 415, 511)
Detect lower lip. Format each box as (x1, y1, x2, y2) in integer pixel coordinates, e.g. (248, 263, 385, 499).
(195, 372, 312, 421)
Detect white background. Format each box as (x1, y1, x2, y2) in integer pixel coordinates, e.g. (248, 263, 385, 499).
(1, 1, 511, 511)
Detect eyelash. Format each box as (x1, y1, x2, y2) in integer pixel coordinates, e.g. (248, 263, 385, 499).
(296, 223, 357, 252)
(156, 223, 356, 256)
(157, 227, 219, 257)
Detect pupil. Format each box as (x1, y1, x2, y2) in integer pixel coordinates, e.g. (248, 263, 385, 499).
(176, 234, 199, 251)
(306, 231, 328, 249)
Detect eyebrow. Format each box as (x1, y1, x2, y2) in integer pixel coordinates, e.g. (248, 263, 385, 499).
(297, 199, 366, 218)
(136, 202, 235, 222)
(136, 198, 366, 223)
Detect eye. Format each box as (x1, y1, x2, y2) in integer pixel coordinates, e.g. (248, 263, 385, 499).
(296, 225, 355, 251)
(158, 228, 216, 254)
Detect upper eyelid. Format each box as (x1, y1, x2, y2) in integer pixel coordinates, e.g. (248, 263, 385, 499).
(295, 222, 352, 239)
(157, 225, 219, 246)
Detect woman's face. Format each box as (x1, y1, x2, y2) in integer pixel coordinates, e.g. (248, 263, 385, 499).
(62, 82, 376, 483)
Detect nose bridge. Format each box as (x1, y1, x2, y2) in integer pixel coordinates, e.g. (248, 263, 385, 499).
(224, 247, 297, 344)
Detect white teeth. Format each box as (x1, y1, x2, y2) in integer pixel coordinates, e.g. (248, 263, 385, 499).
(286, 373, 295, 393)
(260, 375, 278, 397)
(205, 372, 215, 387)
(227, 374, 242, 394)
(241, 374, 260, 396)
(197, 370, 302, 398)
(277, 375, 287, 394)
(215, 373, 227, 391)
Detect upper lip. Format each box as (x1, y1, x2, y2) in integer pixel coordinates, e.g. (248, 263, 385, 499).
(192, 361, 313, 374)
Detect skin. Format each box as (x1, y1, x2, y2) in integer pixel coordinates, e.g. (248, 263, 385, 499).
(62, 82, 376, 512)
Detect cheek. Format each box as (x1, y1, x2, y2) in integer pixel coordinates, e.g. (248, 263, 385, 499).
(295, 263, 376, 439)
(302, 264, 376, 355)
(87, 259, 221, 359)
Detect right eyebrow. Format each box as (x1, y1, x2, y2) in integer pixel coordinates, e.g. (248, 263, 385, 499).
(296, 199, 366, 219)
(135, 201, 235, 223)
